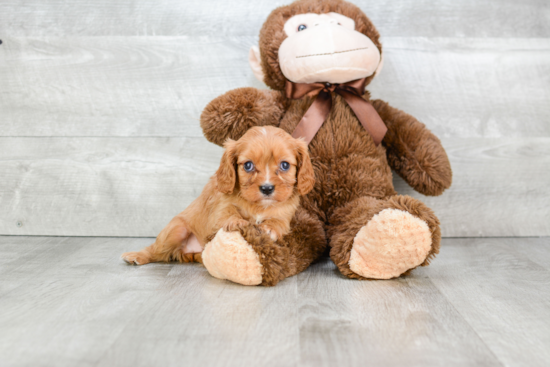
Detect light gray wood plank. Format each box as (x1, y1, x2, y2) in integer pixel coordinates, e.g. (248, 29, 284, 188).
(0, 36, 256, 138)
(370, 37, 550, 138)
(0, 236, 300, 367)
(428, 237, 550, 367)
(0, 236, 78, 295)
(1, 0, 548, 38)
(1, 137, 548, 237)
(0, 137, 223, 237)
(394, 137, 550, 237)
(505, 237, 550, 271)
(297, 260, 501, 367)
(96, 263, 300, 367)
(1, 236, 549, 366)
(1, 37, 549, 138)
(0, 236, 175, 367)
(0, 236, 59, 272)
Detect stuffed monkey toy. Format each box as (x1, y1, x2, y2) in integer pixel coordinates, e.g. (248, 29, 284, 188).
(199, 0, 452, 286)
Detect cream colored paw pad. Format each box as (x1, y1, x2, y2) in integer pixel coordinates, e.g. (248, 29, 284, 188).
(349, 209, 432, 279)
(202, 229, 263, 286)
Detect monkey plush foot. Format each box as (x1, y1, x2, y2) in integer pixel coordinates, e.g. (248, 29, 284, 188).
(202, 229, 263, 286)
(348, 209, 432, 279)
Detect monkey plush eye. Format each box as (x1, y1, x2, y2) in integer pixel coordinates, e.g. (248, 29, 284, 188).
(279, 161, 290, 171)
(297, 24, 307, 32)
(243, 161, 255, 172)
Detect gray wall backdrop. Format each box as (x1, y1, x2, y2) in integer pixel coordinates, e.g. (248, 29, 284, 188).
(1, 0, 549, 237)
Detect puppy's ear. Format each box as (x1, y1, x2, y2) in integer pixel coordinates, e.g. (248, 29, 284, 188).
(295, 139, 315, 195)
(216, 139, 238, 194)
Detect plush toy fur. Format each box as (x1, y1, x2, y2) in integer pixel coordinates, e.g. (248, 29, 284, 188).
(199, 0, 452, 286)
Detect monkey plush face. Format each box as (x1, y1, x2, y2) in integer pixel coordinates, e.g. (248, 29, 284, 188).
(249, 0, 383, 90)
(278, 12, 381, 84)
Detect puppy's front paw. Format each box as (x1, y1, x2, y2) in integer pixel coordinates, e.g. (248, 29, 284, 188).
(260, 225, 279, 241)
(222, 218, 249, 233)
(121, 251, 151, 265)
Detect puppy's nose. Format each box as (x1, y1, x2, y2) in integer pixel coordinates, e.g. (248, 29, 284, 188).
(260, 184, 275, 196)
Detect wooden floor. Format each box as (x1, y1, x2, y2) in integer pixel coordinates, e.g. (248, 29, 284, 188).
(1, 236, 549, 367)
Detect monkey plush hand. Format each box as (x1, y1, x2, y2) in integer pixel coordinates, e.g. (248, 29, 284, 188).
(200, 0, 452, 286)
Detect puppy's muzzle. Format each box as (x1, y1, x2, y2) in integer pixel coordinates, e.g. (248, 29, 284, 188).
(260, 184, 275, 196)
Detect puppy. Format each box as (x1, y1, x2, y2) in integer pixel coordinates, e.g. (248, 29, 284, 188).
(121, 126, 315, 265)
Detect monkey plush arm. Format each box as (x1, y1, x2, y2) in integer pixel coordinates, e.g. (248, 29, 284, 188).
(372, 99, 452, 196)
(200, 87, 287, 146)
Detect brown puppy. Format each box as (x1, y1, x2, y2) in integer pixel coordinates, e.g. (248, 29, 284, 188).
(121, 126, 314, 265)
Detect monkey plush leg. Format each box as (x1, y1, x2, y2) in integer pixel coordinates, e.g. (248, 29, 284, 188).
(329, 195, 441, 280)
(202, 208, 326, 286)
(121, 216, 202, 265)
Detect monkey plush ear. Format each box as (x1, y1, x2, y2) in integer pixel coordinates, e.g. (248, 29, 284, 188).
(249, 46, 265, 83)
(216, 140, 238, 194)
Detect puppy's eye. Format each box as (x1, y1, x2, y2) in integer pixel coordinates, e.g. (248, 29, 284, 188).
(297, 24, 307, 32)
(243, 161, 255, 172)
(279, 161, 290, 171)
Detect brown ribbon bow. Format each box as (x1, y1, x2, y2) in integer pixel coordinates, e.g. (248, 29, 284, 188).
(286, 78, 387, 145)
